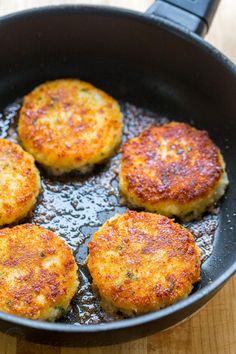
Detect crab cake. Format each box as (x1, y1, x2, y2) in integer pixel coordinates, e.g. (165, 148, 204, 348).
(120, 122, 228, 221)
(18, 79, 123, 175)
(0, 224, 78, 321)
(87, 211, 200, 316)
(0, 139, 40, 227)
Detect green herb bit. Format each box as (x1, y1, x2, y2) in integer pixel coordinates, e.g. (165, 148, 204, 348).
(55, 305, 66, 317)
(126, 272, 138, 281)
(115, 280, 122, 288)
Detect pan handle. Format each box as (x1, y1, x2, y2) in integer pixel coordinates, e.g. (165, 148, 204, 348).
(146, 0, 221, 37)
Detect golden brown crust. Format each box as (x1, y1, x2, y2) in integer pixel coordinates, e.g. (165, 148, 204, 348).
(120, 122, 227, 219)
(0, 139, 40, 226)
(18, 79, 123, 175)
(87, 211, 201, 315)
(0, 224, 79, 320)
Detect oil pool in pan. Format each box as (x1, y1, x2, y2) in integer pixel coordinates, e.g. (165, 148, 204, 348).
(0, 99, 219, 325)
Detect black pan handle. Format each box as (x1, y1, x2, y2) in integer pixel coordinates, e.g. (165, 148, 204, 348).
(146, 0, 221, 37)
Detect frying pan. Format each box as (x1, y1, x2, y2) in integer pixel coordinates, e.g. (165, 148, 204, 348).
(0, 0, 235, 347)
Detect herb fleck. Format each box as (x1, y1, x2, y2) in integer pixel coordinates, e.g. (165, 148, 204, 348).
(126, 272, 138, 280)
(115, 280, 122, 288)
(55, 305, 66, 317)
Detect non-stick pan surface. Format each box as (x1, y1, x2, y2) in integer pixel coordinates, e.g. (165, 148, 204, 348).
(0, 3, 235, 347)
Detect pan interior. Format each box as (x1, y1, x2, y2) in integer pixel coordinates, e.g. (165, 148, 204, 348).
(0, 96, 222, 325)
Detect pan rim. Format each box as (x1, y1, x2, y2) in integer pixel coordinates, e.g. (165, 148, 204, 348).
(0, 4, 235, 333)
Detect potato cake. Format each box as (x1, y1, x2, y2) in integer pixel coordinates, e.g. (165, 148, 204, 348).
(87, 211, 201, 316)
(18, 79, 123, 175)
(0, 139, 40, 227)
(0, 224, 79, 321)
(120, 122, 228, 220)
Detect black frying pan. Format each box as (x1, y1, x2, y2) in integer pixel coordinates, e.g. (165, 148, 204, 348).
(0, 0, 235, 347)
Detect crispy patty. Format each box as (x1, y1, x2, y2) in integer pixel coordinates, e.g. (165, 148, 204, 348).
(0, 139, 40, 227)
(0, 224, 79, 321)
(18, 79, 123, 175)
(87, 211, 201, 316)
(120, 122, 228, 221)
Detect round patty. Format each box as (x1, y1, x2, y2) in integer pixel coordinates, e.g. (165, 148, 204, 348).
(0, 139, 40, 227)
(87, 211, 201, 316)
(120, 122, 228, 221)
(18, 79, 122, 175)
(0, 224, 79, 321)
